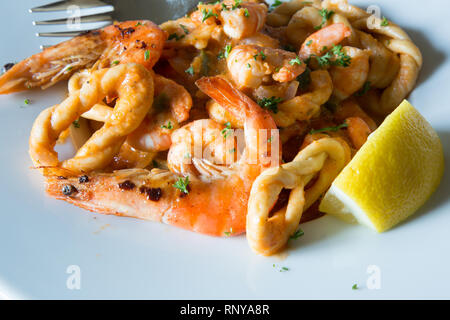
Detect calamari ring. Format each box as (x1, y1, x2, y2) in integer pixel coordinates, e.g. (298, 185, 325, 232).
(246, 138, 351, 256)
(29, 63, 154, 174)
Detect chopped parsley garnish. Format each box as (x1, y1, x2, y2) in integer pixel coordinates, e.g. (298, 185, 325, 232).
(244, 8, 250, 17)
(135, 22, 142, 27)
(200, 50, 210, 76)
(297, 67, 311, 90)
(355, 81, 371, 97)
(315, 45, 351, 68)
(24, 99, 30, 105)
(111, 60, 119, 66)
(289, 229, 305, 240)
(185, 66, 195, 76)
(273, 264, 289, 272)
(253, 50, 266, 61)
(218, 44, 233, 59)
(144, 50, 150, 61)
(224, 228, 233, 236)
(173, 176, 190, 194)
(201, 8, 218, 22)
(180, 24, 189, 34)
(310, 122, 348, 134)
(247, 63, 252, 68)
(380, 17, 389, 27)
(221, 121, 232, 138)
(232, 0, 242, 9)
(289, 56, 303, 66)
(72, 119, 80, 128)
(168, 33, 185, 41)
(271, 0, 283, 9)
(161, 121, 173, 129)
(315, 8, 334, 30)
(221, 0, 242, 11)
(306, 40, 313, 46)
(258, 97, 282, 114)
(352, 284, 358, 290)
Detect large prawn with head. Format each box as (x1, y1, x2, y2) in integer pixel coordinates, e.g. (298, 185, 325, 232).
(45, 77, 278, 236)
(0, 20, 166, 94)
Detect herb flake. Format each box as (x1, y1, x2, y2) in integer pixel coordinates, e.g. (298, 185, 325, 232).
(201, 8, 218, 22)
(310, 122, 348, 135)
(173, 176, 190, 194)
(258, 97, 282, 114)
(315, 8, 334, 30)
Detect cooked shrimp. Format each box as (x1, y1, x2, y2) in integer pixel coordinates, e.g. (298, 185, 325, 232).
(219, 1, 268, 39)
(227, 44, 306, 88)
(0, 20, 165, 94)
(160, 16, 216, 50)
(329, 46, 370, 100)
(168, 119, 237, 176)
(237, 32, 280, 48)
(45, 77, 278, 237)
(345, 117, 372, 149)
(206, 100, 244, 128)
(334, 99, 377, 131)
(207, 80, 301, 128)
(299, 23, 352, 59)
(128, 73, 192, 152)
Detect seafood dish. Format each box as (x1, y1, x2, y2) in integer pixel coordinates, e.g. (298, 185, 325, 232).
(0, 0, 434, 257)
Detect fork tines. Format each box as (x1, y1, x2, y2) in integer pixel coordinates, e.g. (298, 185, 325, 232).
(31, 0, 114, 45)
(30, 0, 113, 13)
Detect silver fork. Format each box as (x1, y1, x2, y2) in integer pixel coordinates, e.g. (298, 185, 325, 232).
(30, 0, 115, 49)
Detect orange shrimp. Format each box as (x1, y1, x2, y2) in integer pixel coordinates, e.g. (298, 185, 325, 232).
(227, 44, 306, 89)
(219, 1, 268, 39)
(126, 74, 193, 152)
(299, 23, 352, 59)
(45, 77, 278, 237)
(0, 20, 166, 94)
(345, 117, 372, 150)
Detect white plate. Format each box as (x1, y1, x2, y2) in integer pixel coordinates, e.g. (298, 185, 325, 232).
(0, 0, 449, 299)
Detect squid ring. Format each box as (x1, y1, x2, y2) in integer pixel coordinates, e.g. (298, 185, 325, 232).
(29, 63, 154, 174)
(246, 138, 351, 256)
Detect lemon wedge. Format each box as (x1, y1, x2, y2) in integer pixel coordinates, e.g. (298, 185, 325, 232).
(319, 100, 444, 232)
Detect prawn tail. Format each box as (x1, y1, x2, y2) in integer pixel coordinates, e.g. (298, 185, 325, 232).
(196, 76, 259, 120)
